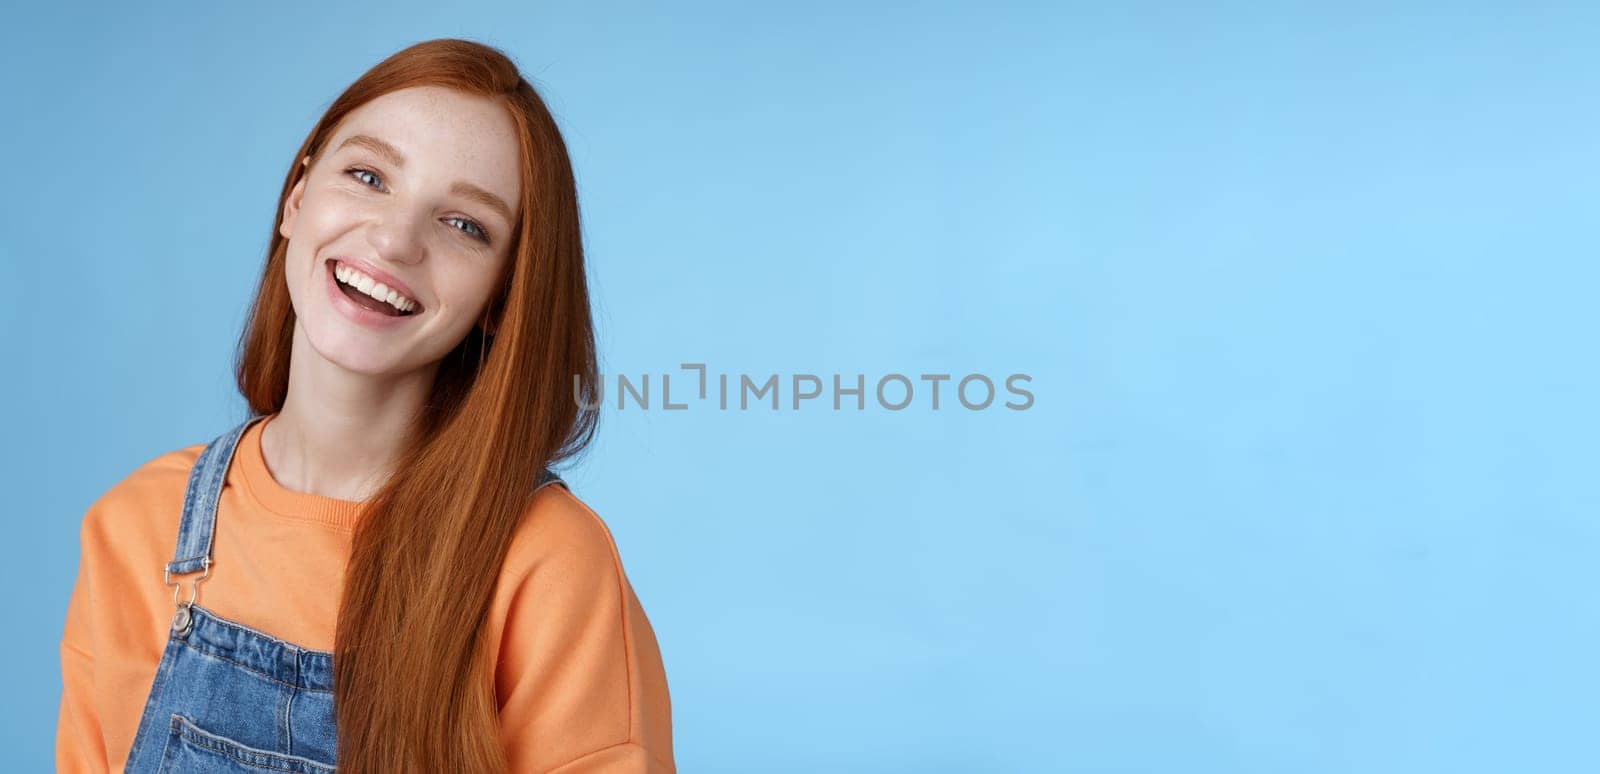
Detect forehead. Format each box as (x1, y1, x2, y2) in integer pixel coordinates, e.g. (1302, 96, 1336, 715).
(326, 86, 521, 210)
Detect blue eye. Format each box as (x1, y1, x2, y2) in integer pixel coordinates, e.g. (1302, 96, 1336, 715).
(344, 167, 491, 245)
(448, 217, 491, 243)
(347, 167, 384, 190)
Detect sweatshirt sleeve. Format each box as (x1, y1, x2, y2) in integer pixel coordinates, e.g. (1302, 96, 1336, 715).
(494, 490, 674, 773)
(56, 509, 109, 773)
(546, 742, 670, 773)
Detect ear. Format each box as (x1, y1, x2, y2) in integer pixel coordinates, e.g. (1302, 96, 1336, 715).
(278, 156, 311, 240)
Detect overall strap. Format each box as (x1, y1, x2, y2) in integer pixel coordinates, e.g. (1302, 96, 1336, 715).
(168, 415, 266, 575)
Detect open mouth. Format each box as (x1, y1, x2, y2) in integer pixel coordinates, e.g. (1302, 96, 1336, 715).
(327, 259, 420, 317)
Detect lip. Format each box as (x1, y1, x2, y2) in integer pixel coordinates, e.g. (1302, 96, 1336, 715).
(325, 256, 423, 310)
(324, 259, 422, 329)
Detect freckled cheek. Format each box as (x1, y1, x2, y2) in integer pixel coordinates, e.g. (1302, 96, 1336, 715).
(299, 192, 370, 239)
(433, 274, 500, 318)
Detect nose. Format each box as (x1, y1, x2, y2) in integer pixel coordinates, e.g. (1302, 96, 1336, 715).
(366, 208, 426, 265)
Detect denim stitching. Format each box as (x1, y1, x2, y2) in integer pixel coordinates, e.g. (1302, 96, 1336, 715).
(122, 638, 180, 769)
(170, 440, 211, 570)
(176, 639, 334, 694)
(282, 671, 296, 755)
(172, 714, 334, 773)
(154, 714, 181, 771)
(197, 418, 256, 566)
(191, 604, 334, 656)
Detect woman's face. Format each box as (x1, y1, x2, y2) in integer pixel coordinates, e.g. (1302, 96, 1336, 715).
(277, 85, 522, 377)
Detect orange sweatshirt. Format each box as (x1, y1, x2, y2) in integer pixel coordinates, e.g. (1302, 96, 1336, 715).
(56, 416, 674, 772)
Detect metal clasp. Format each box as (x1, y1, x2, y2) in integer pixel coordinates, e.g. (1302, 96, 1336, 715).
(163, 558, 211, 633)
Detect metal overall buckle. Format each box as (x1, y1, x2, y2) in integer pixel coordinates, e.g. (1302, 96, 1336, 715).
(163, 558, 211, 635)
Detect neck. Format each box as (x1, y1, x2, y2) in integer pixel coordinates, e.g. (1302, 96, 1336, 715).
(259, 321, 442, 502)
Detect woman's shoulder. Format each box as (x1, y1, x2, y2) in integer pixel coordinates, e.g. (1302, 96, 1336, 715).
(88, 441, 205, 513)
(487, 479, 643, 651)
(503, 480, 630, 578)
(74, 439, 208, 567)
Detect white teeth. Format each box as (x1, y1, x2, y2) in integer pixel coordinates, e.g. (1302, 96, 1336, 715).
(333, 261, 417, 313)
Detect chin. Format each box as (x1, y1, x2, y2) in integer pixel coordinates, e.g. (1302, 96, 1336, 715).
(298, 315, 414, 377)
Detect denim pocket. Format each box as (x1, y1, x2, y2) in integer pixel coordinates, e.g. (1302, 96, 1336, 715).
(157, 713, 335, 773)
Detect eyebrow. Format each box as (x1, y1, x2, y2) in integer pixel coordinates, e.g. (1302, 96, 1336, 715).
(335, 133, 517, 227)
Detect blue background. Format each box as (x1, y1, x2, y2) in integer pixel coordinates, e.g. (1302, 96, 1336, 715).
(4, 2, 1597, 772)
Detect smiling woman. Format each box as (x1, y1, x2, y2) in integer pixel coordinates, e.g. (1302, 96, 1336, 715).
(55, 39, 674, 774)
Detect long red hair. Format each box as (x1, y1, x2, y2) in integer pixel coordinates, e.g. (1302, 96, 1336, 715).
(233, 38, 599, 772)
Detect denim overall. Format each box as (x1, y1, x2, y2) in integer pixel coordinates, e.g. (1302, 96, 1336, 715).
(122, 415, 564, 773)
